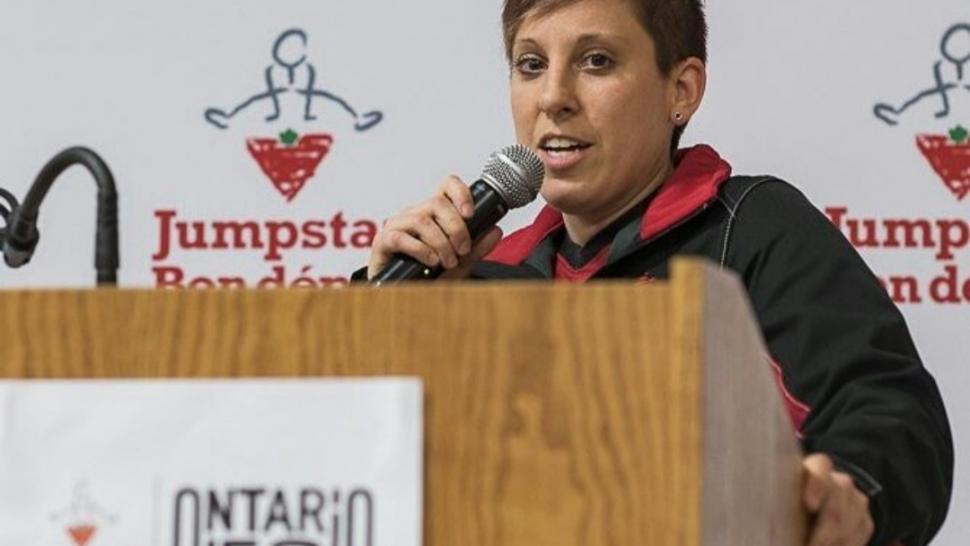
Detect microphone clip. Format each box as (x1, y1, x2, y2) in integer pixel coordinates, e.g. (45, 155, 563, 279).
(1, 201, 40, 268)
(0, 187, 33, 266)
(0, 147, 120, 286)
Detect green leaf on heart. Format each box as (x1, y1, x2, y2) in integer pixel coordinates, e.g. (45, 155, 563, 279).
(279, 129, 299, 147)
(949, 125, 969, 144)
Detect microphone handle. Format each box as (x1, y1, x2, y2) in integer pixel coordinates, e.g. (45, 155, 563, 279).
(371, 180, 509, 284)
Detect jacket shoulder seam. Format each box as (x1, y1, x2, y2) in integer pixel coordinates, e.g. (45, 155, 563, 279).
(718, 176, 783, 267)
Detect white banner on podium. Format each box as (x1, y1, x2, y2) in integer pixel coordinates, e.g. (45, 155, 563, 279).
(0, 378, 423, 546)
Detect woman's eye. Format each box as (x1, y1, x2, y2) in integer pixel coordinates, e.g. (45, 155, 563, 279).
(515, 56, 546, 74)
(582, 53, 614, 70)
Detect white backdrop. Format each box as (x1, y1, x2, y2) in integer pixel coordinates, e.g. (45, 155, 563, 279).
(0, 1, 966, 543)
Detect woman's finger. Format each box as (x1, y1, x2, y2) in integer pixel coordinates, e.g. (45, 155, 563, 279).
(806, 483, 845, 546)
(427, 193, 473, 257)
(803, 454, 835, 512)
(404, 210, 460, 268)
(853, 499, 875, 546)
(367, 175, 486, 281)
(805, 466, 875, 546)
(833, 472, 872, 546)
(383, 206, 462, 267)
(367, 228, 439, 279)
(443, 227, 504, 280)
(440, 175, 475, 219)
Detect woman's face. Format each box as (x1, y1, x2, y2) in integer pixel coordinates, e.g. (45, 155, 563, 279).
(510, 0, 678, 218)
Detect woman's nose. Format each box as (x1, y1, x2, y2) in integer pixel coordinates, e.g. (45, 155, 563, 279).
(538, 67, 579, 120)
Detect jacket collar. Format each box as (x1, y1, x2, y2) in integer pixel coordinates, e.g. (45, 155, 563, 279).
(485, 145, 733, 266)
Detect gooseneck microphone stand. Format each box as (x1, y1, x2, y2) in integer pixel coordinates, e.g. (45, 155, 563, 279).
(0, 147, 119, 286)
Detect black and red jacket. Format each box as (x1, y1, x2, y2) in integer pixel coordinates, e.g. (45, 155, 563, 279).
(470, 145, 953, 546)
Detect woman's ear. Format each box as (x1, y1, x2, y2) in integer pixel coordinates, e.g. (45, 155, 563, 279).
(667, 57, 707, 126)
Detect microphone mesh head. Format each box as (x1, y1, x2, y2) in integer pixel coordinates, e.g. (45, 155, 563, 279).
(481, 144, 545, 209)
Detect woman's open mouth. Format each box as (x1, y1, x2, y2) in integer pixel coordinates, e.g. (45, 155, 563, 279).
(538, 136, 593, 171)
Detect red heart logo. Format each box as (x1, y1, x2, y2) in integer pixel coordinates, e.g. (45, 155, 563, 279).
(916, 134, 970, 201)
(247, 133, 334, 202)
(68, 524, 97, 546)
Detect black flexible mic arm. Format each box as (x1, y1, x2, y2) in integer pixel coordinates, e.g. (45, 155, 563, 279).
(0, 147, 119, 286)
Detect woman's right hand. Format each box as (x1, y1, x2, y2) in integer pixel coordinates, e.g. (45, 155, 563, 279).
(367, 176, 504, 281)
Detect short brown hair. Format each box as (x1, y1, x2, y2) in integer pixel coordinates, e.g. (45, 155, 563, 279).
(502, 0, 708, 150)
(502, 0, 707, 71)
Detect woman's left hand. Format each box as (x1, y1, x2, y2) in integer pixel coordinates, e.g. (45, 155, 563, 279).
(803, 453, 875, 546)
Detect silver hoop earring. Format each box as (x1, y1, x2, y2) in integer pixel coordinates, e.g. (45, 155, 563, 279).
(673, 112, 684, 123)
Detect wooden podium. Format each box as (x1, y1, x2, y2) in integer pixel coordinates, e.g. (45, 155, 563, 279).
(0, 259, 807, 546)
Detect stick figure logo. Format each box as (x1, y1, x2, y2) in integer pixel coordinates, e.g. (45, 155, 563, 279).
(204, 28, 383, 202)
(50, 481, 116, 546)
(874, 23, 970, 201)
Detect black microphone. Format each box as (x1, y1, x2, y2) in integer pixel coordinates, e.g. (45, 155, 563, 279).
(371, 144, 544, 285)
(0, 147, 120, 286)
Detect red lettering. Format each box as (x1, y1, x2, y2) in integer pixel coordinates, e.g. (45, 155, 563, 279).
(218, 277, 247, 288)
(152, 210, 177, 261)
(822, 207, 969, 265)
(930, 265, 962, 303)
(188, 277, 217, 289)
(887, 276, 922, 304)
(935, 220, 969, 260)
(177, 221, 208, 250)
(258, 265, 287, 288)
(824, 207, 848, 230)
(319, 276, 350, 288)
(213, 221, 263, 249)
(302, 221, 328, 249)
(264, 221, 299, 261)
(847, 219, 879, 248)
(152, 211, 382, 260)
(153, 266, 184, 288)
(883, 219, 935, 248)
(351, 220, 378, 249)
(331, 213, 348, 249)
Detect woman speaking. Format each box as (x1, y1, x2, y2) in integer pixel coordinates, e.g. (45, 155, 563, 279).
(359, 1, 953, 545)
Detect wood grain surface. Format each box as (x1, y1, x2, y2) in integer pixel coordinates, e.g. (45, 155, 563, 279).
(0, 259, 805, 546)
